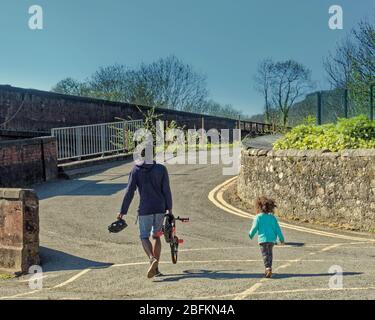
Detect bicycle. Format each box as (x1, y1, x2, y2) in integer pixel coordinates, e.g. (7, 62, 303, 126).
(162, 213, 189, 264)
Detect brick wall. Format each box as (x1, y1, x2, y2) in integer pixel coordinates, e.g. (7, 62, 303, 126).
(0, 85, 237, 134)
(0, 189, 39, 274)
(0, 137, 58, 187)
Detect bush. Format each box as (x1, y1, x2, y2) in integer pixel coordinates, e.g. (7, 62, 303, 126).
(273, 115, 375, 151)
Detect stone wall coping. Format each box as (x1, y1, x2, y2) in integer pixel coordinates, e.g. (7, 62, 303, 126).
(0, 136, 55, 147)
(0, 188, 37, 200)
(243, 148, 375, 158)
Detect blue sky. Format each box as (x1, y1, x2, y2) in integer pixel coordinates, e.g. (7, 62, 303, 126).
(0, 0, 373, 115)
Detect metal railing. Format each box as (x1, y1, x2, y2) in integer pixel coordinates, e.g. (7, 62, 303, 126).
(51, 120, 143, 161)
(238, 120, 290, 134)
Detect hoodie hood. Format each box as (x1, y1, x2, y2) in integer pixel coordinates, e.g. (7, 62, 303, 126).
(135, 160, 155, 171)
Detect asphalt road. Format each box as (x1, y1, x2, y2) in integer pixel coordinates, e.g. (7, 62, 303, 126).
(242, 134, 283, 149)
(1, 149, 375, 300)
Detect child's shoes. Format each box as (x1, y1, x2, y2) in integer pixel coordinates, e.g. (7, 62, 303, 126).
(265, 268, 272, 278)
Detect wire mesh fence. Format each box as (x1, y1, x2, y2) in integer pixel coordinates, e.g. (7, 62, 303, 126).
(288, 85, 374, 126)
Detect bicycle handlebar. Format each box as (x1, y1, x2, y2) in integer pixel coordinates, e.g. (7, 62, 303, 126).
(176, 217, 189, 222)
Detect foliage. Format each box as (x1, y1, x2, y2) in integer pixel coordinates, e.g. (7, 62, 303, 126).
(109, 106, 188, 153)
(303, 115, 317, 126)
(273, 115, 375, 151)
(0, 273, 14, 280)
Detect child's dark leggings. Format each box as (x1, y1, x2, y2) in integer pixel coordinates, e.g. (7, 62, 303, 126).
(260, 242, 274, 269)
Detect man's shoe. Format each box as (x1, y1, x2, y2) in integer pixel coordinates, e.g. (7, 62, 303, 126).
(147, 257, 159, 279)
(265, 268, 272, 278)
(155, 270, 164, 277)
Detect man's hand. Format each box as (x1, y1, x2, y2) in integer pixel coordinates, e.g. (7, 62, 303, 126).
(280, 241, 285, 245)
(117, 213, 125, 220)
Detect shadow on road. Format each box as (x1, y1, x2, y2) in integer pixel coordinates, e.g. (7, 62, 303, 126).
(39, 247, 113, 272)
(272, 272, 362, 279)
(154, 269, 264, 282)
(155, 269, 362, 282)
(281, 242, 305, 247)
(37, 181, 128, 199)
(60, 181, 128, 196)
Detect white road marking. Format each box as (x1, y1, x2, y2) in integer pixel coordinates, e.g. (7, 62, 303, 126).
(0, 268, 93, 299)
(233, 283, 263, 300)
(179, 242, 374, 252)
(231, 242, 347, 300)
(17, 275, 49, 283)
(0, 290, 40, 300)
(196, 286, 375, 299)
(53, 269, 92, 289)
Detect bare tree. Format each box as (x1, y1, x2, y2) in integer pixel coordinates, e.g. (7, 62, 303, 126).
(352, 19, 375, 79)
(51, 56, 215, 114)
(52, 77, 90, 96)
(254, 59, 274, 123)
(127, 55, 208, 112)
(88, 64, 130, 102)
(323, 17, 374, 113)
(203, 100, 243, 119)
(323, 37, 356, 89)
(269, 60, 313, 126)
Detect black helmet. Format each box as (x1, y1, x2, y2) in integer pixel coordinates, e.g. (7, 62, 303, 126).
(108, 219, 128, 233)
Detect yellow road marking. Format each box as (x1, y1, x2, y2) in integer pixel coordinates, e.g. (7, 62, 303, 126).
(209, 177, 375, 243)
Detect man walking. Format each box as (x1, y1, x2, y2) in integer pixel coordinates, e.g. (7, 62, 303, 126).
(117, 159, 173, 278)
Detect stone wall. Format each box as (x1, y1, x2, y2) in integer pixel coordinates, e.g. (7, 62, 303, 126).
(0, 85, 237, 134)
(0, 137, 58, 188)
(238, 148, 375, 232)
(0, 189, 39, 274)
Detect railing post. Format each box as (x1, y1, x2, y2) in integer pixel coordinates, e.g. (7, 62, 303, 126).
(77, 127, 82, 160)
(101, 124, 105, 157)
(201, 116, 205, 145)
(344, 88, 348, 118)
(51, 128, 59, 160)
(317, 91, 322, 125)
(370, 84, 374, 121)
(124, 122, 129, 152)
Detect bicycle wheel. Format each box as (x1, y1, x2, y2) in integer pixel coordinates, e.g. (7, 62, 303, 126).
(170, 236, 179, 264)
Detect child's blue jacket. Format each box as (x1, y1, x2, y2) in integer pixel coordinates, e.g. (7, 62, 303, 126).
(249, 213, 285, 244)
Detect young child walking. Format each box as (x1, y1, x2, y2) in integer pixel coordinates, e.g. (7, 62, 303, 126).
(248, 196, 285, 278)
